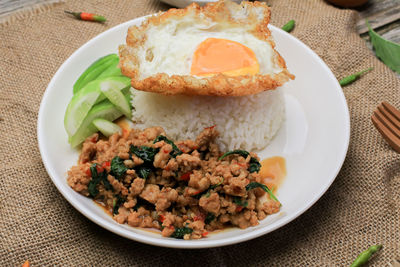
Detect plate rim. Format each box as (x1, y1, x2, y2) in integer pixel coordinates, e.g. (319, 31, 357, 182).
(37, 15, 350, 249)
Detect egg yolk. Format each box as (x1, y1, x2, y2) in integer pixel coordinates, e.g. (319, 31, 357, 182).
(190, 38, 260, 77)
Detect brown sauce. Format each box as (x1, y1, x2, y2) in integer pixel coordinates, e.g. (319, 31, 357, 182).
(94, 200, 112, 216)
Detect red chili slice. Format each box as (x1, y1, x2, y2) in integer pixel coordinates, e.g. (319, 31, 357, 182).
(102, 161, 111, 168)
(194, 213, 206, 221)
(236, 206, 244, 212)
(96, 165, 104, 173)
(180, 172, 192, 181)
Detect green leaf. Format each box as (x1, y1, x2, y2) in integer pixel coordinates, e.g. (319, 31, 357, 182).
(218, 150, 261, 173)
(367, 20, 400, 73)
(130, 145, 159, 164)
(248, 158, 261, 173)
(129, 145, 159, 179)
(218, 150, 249, 160)
(204, 213, 215, 224)
(136, 166, 152, 179)
(171, 227, 193, 239)
(110, 156, 127, 179)
(245, 182, 279, 202)
(112, 195, 126, 215)
(153, 135, 183, 158)
(210, 178, 224, 189)
(233, 196, 248, 207)
(87, 164, 111, 197)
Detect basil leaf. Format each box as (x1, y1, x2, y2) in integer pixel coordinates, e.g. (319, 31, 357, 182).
(87, 165, 100, 197)
(171, 227, 193, 239)
(204, 213, 215, 224)
(248, 158, 261, 173)
(130, 145, 159, 163)
(110, 156, 127, 179)
(210, 178, 224, 189)
(130, 145, 159, 179)
(367, 20, 400, 73)
(218, 150, 249, 160)
(87, 164, 111, 197)
(245, 182, 279, 202)
(153, 135, 183, 158)
(233, 196, 248, 207)
(136, 166, 152, 179)
(218, 150, 261, 173)
(112, 195, 126, 215)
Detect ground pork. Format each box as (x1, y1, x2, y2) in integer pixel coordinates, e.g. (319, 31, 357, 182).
(67, 127, 281, 240)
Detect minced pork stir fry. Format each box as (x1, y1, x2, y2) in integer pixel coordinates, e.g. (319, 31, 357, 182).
(67, 126, 280, 239)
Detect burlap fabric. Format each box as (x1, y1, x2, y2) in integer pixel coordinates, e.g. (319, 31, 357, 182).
(1, 0, 399, 266)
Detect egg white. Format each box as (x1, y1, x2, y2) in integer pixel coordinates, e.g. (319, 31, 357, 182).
(136, 17, 283, 79)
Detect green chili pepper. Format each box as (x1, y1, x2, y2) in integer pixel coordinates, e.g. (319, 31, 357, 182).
(65, 11, 106, 23)
(282, 20, 295, 32)
(350, 244, 382, 267)
(339, 67, 373, 86)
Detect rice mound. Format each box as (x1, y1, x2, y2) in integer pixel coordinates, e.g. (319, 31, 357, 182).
(130, 88, 284, 151)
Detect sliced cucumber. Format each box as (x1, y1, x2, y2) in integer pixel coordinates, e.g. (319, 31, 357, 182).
(73, 54, 119, 94)
(97, 60, 123, 78)
(100, 80, 132, 119)
(69, 100, 123, 147)
(64, 76, 130, 136)
(93, 118, 122, 137)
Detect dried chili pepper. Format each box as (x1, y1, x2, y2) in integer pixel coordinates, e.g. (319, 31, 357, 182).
(64, 11, 106, 23)
(339, 67, 373, 86)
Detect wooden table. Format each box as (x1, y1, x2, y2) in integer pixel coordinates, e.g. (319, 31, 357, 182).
(356, 0, 400, 77)
(356, 0, 400, 44)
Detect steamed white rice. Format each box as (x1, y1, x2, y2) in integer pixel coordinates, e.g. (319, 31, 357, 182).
(130, 88, 285, 151)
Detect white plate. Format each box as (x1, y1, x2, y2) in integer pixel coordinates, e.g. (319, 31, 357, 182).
(37, 15, 350, 249)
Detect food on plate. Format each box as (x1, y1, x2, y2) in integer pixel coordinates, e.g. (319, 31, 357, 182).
(73, 54, 121, 94)
(92, 118, 122, 137)
(67, 126, 280, 239)
(64, 54, 134, 147)
(65, 77, 130, 137)
(64, 1, 290, 240)
(68, 94, 131, 147)
(119, 0, 294, 96)
(130, 87, 284, 151)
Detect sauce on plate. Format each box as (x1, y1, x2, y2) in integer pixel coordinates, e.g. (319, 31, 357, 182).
(259, 156, 286, 193)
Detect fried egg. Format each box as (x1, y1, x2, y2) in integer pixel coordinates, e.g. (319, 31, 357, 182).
(119, 0, 294, 96)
